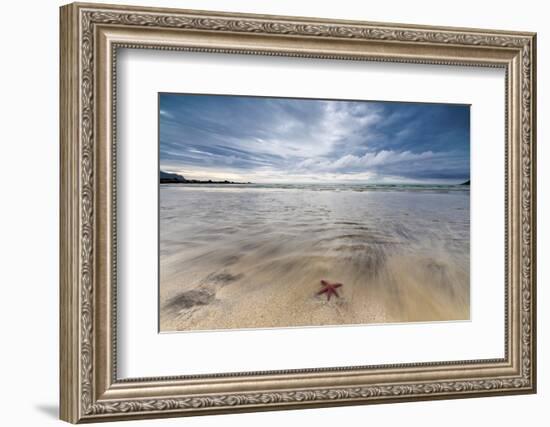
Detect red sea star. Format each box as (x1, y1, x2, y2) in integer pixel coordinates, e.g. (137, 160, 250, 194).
(317, 280, 343, 301)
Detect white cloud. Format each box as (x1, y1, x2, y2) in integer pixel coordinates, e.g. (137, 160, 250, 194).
(232, 100, 382, 160)
(297, 149, 434, 173)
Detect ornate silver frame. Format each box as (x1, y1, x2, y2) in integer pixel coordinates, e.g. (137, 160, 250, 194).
(60, 2, 536, 423)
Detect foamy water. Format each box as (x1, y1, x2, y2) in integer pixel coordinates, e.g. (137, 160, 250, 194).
(159, 184, 470, 332)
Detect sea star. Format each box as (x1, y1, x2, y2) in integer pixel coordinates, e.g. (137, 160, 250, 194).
(317, 280, 343, 301)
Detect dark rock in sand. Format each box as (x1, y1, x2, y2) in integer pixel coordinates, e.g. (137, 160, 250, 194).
(165, 288, 215, 311)
(208, 272, 244, 284)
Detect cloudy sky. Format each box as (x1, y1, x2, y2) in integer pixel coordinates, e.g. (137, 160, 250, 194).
(159, 93, 470, 184)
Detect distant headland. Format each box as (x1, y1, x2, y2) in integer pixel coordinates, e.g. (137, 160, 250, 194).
(460, 180, 470, 186)
(160, 170, 251, 185)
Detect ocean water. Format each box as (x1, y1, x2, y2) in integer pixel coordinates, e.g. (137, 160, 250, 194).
(159, 184, 470, 332)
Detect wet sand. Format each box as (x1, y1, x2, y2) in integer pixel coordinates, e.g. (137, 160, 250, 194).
(159, 184, 470, 332)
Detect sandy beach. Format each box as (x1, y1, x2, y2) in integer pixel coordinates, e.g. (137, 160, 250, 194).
(159, 184, 470, 332)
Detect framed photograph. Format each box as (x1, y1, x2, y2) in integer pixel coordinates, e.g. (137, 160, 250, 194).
(60, 2, 537, 423)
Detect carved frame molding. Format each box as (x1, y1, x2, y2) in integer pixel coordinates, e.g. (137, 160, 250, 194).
(60, 2, 536, 423)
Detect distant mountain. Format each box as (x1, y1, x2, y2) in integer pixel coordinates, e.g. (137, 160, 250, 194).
(160, 170, 251, 185)
(460, 180, 470, 186)
(160, 170, 186, 183)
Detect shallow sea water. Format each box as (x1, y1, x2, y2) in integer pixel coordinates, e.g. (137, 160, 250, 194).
(159, 184, 470, 332)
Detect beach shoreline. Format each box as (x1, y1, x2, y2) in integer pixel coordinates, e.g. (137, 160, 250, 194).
(159, 184, 470, 332)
